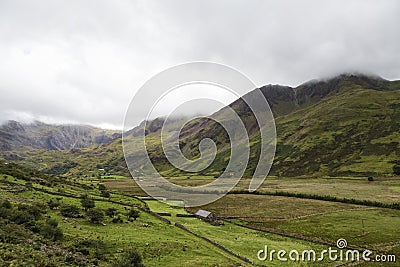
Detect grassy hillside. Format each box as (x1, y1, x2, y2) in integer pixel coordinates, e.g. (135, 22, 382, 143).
(2, 74, 400, 178)
(2, 74, 400, 266)
(270, 79, 400, 176)
(144, 74, 400, 177)
(107, 177, 400, 266)
(0, 161, 244, 266)
(2, 161, 349, 266)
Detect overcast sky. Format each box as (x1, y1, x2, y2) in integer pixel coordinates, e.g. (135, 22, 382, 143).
(0, 0, 399, 129)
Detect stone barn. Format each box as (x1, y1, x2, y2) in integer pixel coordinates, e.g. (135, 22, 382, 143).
(194, 210, 215, 222)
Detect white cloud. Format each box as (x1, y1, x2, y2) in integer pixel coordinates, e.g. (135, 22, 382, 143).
(0, 0, 399, 129)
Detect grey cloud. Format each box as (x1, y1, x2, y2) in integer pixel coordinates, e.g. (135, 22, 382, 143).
(0, 0, 399, 128)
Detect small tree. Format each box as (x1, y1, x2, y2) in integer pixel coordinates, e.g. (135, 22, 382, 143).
(127, 208, 140, 221)
(47, 199, 60, 210)
(11, 210, 35, 225)
(112, 216, 123, 223)
(368, 176, 374, 182)
(393, 164, 400, 175)
(114, 248, 145, 267)
(87, 208, 104, 224)
(100, 190, 110, 198)
(1, 200, 12, 209)
(41, 219, 63, 241)
(18, 203, 45, 220)
(60, 204, 81, 218)
(81, 195, 95, 211)
(106, 207, 117, 218)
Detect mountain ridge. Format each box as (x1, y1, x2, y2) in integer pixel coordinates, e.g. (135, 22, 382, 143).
(139, 73, 400, 177)
(1, 73, 400, 177)
(0, 120, 121, 151)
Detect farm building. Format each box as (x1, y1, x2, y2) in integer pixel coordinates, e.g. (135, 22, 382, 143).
(194, 210, 224, 226)
(194, 210, 215, 221)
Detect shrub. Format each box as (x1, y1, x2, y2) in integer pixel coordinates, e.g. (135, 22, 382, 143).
(40, 219, 63, 241)
(393, 164, 400, 175)
(368, 176, 374, 181)
(127, 209, 140, 221)
(114, 248, 144, 267)
(60, 204, 81, 218)
(100, 190, 110, 198)
(47, 199, 60, 210)
(17, 203, 45, 220)
(0, 220, 34, 244)
(0, 206, 12, 219)
(87, 208, 104, 224)
(80, 195, 95, 211)
(106, 208, 117, 218)
(44, 160, 78, 175)
(112, 216, 123, 223)
(1, 200, 12, 209)
(11, 210, 35, 225)
(74, 239, 107, 259)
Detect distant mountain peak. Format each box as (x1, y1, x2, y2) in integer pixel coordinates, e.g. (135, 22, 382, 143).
(1, 120, 25, 132)
(0, 120, 121, 151)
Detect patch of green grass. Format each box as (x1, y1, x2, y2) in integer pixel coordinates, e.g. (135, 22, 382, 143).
(389, 186, 400, 193)
(112, 176, 400, 204)
(3, 163, 399, 266)
(103, 178, 147, 196)
(0, 174, 248, 266)
(146, 200, 339, 266)
(188, 194, 364, 220)
(51, 209, 243, 267)
(100, 175, 127, 179)
(176, 217, 337, 266)
(236, 176, 400, 204)
(264, 209, 400, 249)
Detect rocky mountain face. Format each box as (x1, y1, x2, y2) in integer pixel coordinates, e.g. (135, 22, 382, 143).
(231, 73, 396, 118)
(0, 120, 121, 151)
(2, 73, 400, 178)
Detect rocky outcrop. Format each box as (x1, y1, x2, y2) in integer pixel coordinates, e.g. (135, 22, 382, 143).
(0, 120, 121, 151)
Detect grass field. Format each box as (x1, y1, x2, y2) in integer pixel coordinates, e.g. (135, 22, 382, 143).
(2, 170, 399, 266)
(52, 209, 244, 267)
(256, 176, 400, 204)
(104, 176, 400, 266)
(144, 200, 338, 266)
(0, 174, 246, 266)
(187, 194, 366, 220)
(270, 209, 400, 249)
(103, 177, 147, 196)
(0, 174, 343, 266)
(105, 175, 400, 204)
(100, 175, 127, 179)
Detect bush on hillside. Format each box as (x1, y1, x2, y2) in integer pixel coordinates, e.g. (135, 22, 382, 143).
(60, 204, 81, 218)
(127, 209, 140, 221)
(40, 218, 63, 241)
(80, 195, 95, 211)
(114, 248, 145, 267)
(393, 164, 400, 175)
(87, 208, 104, 224)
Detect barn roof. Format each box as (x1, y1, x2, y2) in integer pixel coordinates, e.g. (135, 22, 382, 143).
(194, 209, 212, 218)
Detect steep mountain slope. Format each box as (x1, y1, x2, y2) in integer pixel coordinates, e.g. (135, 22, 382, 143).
(2, 74, 400, 178)
(0, 121, 120, 151)
(135, 74, 400, 177)
(172, 74, 396, 152)
(260, 76, 400, 176)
